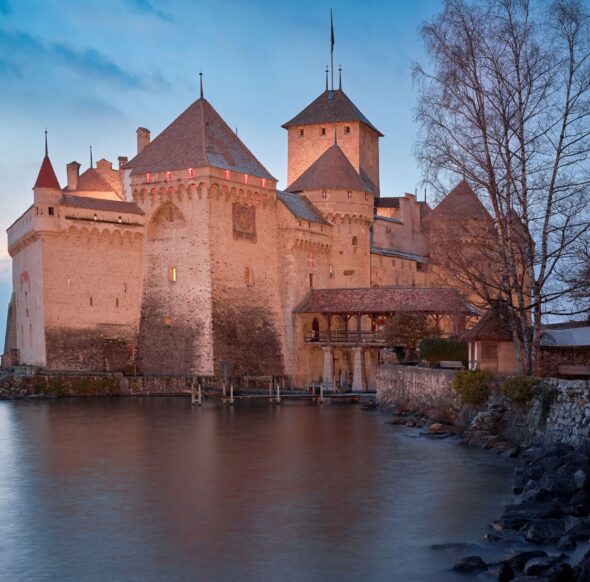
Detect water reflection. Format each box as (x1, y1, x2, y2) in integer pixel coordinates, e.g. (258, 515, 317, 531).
(0, 399, 513, 581)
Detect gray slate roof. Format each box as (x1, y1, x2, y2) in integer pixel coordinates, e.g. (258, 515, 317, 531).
(542, 327, 590, 347)
(125, 98, 275, 181)
(277, 191, 329, 224)
(282, 89, 383, 136)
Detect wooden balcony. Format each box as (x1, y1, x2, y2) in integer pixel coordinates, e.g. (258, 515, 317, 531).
(305, 330, 387, 346)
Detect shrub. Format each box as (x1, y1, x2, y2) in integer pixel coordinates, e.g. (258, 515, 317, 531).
(452, 370, 495, 405)
(501, 376, 538, 405)
(420, 337, 468, 365)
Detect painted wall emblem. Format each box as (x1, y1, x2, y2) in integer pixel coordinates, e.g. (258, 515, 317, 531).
(232, 203, 256, 241)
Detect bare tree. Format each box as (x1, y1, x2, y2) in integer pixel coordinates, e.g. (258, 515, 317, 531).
(415, 0, 590, 374)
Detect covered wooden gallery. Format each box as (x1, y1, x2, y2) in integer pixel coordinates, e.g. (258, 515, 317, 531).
(294, 287, 478, 391)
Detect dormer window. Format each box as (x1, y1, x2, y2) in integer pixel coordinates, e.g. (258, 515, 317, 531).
(166, 171, 172, 182)
(321, 127, 326, 136)
(146, 173, 152, 183)
(188, 168, 195, 178)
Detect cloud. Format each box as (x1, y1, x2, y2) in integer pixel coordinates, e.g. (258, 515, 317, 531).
(122, 0, 172, 23)
(0, 28, 169, 91)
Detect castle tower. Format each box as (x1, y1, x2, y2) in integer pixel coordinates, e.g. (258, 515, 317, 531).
(282, 86, 383, 195)
(286, 139, 373, 287)
(124, 91, 285, 377)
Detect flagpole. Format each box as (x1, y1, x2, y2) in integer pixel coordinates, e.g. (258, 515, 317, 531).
(330, 8, 334, 90)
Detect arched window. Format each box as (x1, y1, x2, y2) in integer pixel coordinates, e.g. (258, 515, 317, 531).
(352, 236, 358, 246)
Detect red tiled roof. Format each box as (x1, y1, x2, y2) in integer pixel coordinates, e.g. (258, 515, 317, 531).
(428, 180, 492, 221)
(286, 144, 369, 193)
(34, 156, 61, 190)
(61, 194, 144, 215)
(125, 98, 275, 180)
(282, 89, 383, 137)
(294, 287, 477, 315)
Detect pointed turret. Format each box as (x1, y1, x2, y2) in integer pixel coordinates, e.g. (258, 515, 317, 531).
(33, 156, 61, 190)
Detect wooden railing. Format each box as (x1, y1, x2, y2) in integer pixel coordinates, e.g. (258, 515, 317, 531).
(305, 331, 387, 345)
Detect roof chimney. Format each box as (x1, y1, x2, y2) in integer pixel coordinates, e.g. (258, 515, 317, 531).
(118, 156, 128, 170)
(136, 127, 150, 154)
(67, 161, 81, 191)
(96, 158, 112, 171)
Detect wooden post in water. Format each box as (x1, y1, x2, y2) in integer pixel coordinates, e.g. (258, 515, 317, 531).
(269, 378, 273, 403)
(320, 381, 324, 404)
(197, 381, 202, 407)
(230, 382, 235, 406)
(190, 378, 196, 406)
(276, 379, 281, 405)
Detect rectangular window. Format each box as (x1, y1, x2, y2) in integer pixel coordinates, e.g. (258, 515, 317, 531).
(345, 126, 351, 134)
(321, 128, 326, 135)
(309, 274, 314, 288)
(299, 129, 304, 137)
(168, 267, 177, 282)
(48, 207, 54, 216)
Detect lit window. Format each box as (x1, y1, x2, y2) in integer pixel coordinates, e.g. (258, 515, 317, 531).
(225, 170, 231, 180)
(168, 267, 177, 282)
(166, 171, 172, 182)
(261, 178, 266, 188)
(244, 174, 249, 184)
(188, 168, 195, 178)
(146, 173, 152, 183)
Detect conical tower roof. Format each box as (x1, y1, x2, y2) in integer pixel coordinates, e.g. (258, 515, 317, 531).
(34, 155, 60, 190)
(125, 98, 275, 180)
(282, 89, 383, 137)
(430, 180, 492, 221)
(286, 143, 369, 193)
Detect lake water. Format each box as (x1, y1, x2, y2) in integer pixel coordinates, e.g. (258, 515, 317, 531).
(0, 398, 515, 581)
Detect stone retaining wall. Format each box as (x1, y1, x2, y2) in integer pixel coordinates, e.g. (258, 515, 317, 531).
(376, 365, 461, 422)
(0, 370, 197, 398)
(376, 364, 590, 447)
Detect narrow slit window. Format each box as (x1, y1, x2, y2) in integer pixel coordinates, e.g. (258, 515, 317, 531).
(48, 207, 54, 216)
(168, 267, 177, 282)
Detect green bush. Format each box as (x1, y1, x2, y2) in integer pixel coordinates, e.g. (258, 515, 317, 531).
(452, 370, 495, 405)
(420, 337, 468, 365)
(501, 376, 538, 404)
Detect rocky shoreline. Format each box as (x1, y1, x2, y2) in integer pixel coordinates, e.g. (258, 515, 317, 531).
(386, 410, 590, 580)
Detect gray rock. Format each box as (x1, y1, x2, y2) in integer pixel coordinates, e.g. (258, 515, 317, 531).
(508, 550, 548, 571)
(556, 534, 576, 551)
(452, 555, 488, 572)
(524, 519, 564, 544)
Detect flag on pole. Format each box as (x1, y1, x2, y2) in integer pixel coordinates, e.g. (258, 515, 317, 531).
(331, 9, 335, 54)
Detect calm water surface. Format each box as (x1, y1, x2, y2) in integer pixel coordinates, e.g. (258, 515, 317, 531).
(0, 398, 514, 581)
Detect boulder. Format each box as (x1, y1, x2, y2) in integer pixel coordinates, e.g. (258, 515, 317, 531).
(524, 519, 564, 544)
(523, 557, 560, 576)
(556, 535, 576, 551)
(540, 469, 577, 498)
(576, 549, 590, 581)
(508, 551, 548, 571)
(452, 555, 488, 572)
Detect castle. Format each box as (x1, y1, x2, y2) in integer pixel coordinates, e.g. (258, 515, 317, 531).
(2, 76, 489, 390)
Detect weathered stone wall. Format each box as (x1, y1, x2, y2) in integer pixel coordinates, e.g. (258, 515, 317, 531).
(376, 364, 460, 418)
(209, 185, 285, 378)
(43, 226, 144, 371)
(0, 370, 196, 397)
(377, 364, 590, 448)
(136, 189, 213, 376)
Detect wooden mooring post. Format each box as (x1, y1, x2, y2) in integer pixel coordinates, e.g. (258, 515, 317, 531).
(229, 382, 235, 406)
(275, 378, 281, 405)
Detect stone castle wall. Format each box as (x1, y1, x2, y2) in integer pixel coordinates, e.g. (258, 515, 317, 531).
(43, 226, 143, 371)
(136, 189, 214, 376)
(209, 186, 285, 378)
